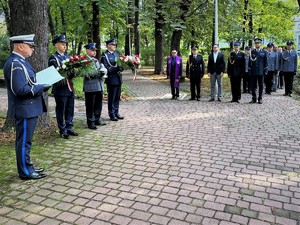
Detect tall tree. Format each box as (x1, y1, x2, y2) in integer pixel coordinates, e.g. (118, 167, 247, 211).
(154, 0, 164, 75)
(92, 0, 100, 59)
(134, 0, 140, 55)
(3, 0, 49, 130)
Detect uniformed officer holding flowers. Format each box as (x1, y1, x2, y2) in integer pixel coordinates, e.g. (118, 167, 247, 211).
(101, 39, 124, 121)
(83, 43, 107, 129)
(4, 34, 48, 180)
(48, 34, 78, 138)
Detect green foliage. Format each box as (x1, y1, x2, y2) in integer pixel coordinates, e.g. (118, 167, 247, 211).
(0, 34, 10, 69)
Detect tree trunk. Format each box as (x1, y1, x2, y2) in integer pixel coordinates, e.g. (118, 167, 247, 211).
(48, 5, 56, 37)
(125, 0, 134, 56)
(154, 0, 164, 75)
(134, 0, 140, 55)
(0, 0, 10, 35)
(170, 0, 192, 55)
(60, 7, 67, 32)
(3, 0, 49, 130)
(92, 1, 100, 59)
(79, 4, 92, 42)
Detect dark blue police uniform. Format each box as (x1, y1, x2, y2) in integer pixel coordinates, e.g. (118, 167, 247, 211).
(4, 34, 47, 179)
(48, 35, 77, 138)
(101, 39, 124, 121)
(249, 38, 268, 104)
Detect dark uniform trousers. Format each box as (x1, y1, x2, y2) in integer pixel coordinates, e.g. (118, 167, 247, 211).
(279, 71, 284, 88)
(85, 91, 103, 125)
(251, 75, 264, 101)
(170, 76, 179, 97)
(265, 71, 274, 94)
(283, 72, 294, 95)
(54, 94, 74, 134)
(190, 76, 201, 99)
(15, 116, 38, 177)
(107, 85, 121, 117)
(242, 72, 251, 93)
(230, 76, 241, 101)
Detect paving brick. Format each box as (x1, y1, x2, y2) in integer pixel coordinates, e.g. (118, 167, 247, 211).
(149, 214, 170, 225)
(110, 215, 132, 225)
(56, 212, 80, 223)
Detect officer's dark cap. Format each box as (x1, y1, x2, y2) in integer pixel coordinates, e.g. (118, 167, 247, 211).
(245, 46, 251, 51)
(233, 42, 240, 47)
(286, 41, 293, 46)
(254, 38, 262, 43)
(105, 39, 117, 45)
(52, 34, 68, 45)
(267, 43, 274, 48)
(84, 43, 97, 50)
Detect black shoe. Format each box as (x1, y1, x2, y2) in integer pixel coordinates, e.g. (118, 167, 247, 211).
(196, 98, 200, 101)
(230, 100, 235, 103)
(94, 121, 101, 125)
(283, 93, 288, 96)
(249, 100, 256, 104)
(60, 133, 69, 139)
(35, 168, 44, 173)
(110, 117, 118, 121)
(208, 98, 215, 102)
(243, 90, 247, 93)
(189, 98, 195, 100)
(20, 172, 47, 180)
(236, 100, 240, 103)
(258, 100, 262, 104)
(67, 130, 78, 136)
(116, 114, 124, 120)
(171, 96, 175, 100)
(88, 124, 97, 130)
(218, 98, 221, 102)
(288, 94, 292, 97)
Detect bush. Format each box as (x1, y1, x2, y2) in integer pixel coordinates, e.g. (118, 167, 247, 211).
(0, 35, 10, 69)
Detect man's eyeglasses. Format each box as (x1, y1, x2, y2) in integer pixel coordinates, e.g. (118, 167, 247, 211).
(27, 44, 35, 49)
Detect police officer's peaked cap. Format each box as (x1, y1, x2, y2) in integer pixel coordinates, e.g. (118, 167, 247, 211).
(52, 34, 68, 45)
(254, 38, 262, 43)
(191, 46, 198, 50)
(9, 34, 35, 46)
(105, 38, 117, 45)
(233, 42, 240, 47)
(245, 46, 251, 51)
(267, 43, 274, 48)
(286, 41, 294, 46)
(84, 43, 97, 50)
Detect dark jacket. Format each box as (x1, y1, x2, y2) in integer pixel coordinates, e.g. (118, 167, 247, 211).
(249, 48, 268, 76)
(227, 51, 245, 77)
(4, 53, 46, 118)
(101, 51, 123, 86)
(207, 52, 226, 75)
(186, 54, 205, 78)
(48, 52, 74, 96)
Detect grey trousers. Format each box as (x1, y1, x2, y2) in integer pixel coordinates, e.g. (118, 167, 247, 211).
(210, 73, 222, 98)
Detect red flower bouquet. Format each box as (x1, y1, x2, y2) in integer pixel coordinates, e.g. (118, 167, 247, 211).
(116, 54, 141, 80)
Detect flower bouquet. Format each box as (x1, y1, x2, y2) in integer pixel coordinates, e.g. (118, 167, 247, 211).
(116, 54, 141, 80)
(57, 55, 97, 78)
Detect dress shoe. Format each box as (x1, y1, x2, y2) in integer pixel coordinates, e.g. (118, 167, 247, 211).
(283, 93, 288, 96)
(258, 100, 262, 104)
(35, 168, 44, 173)
(230, 100, 235, 103)
(94, 121, 101, 125)
(217, 98, 221, 102)
(116, 114, 124, 120)
(88, 124, 97, 130)
(67, 130, 78, 136)
(171, 96, 175, 100)
(236, 100, 240, 103)
(110, 117, 118, 121)
(20, 172, 47, 180)
(189, 98, 195, 100)
(208, 98, 215, 102)
(196, 98, 200, 101)
(288, 94, 292, 97)
(249, 100, 256, 104)
(60, 133, 69, 139)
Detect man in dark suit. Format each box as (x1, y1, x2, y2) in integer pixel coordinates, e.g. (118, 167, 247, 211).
(49, 34, 78, 138)
(249, 38, 268, 104)
(207, 44, 226, 102)
(101, 39, 124, 121)
(186, 47, 205, 101)
(227, 42, 245, 103)
(4, 34, 48, 180)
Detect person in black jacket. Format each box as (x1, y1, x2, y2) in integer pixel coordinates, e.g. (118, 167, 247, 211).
(227, 42, 245, 103)
(186, 47, 205, 101)
(207, 44, 226, 102)
(101, 39, 124, 121)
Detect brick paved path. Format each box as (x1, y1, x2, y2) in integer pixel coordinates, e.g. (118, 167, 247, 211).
(0, 72, 300, 225)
